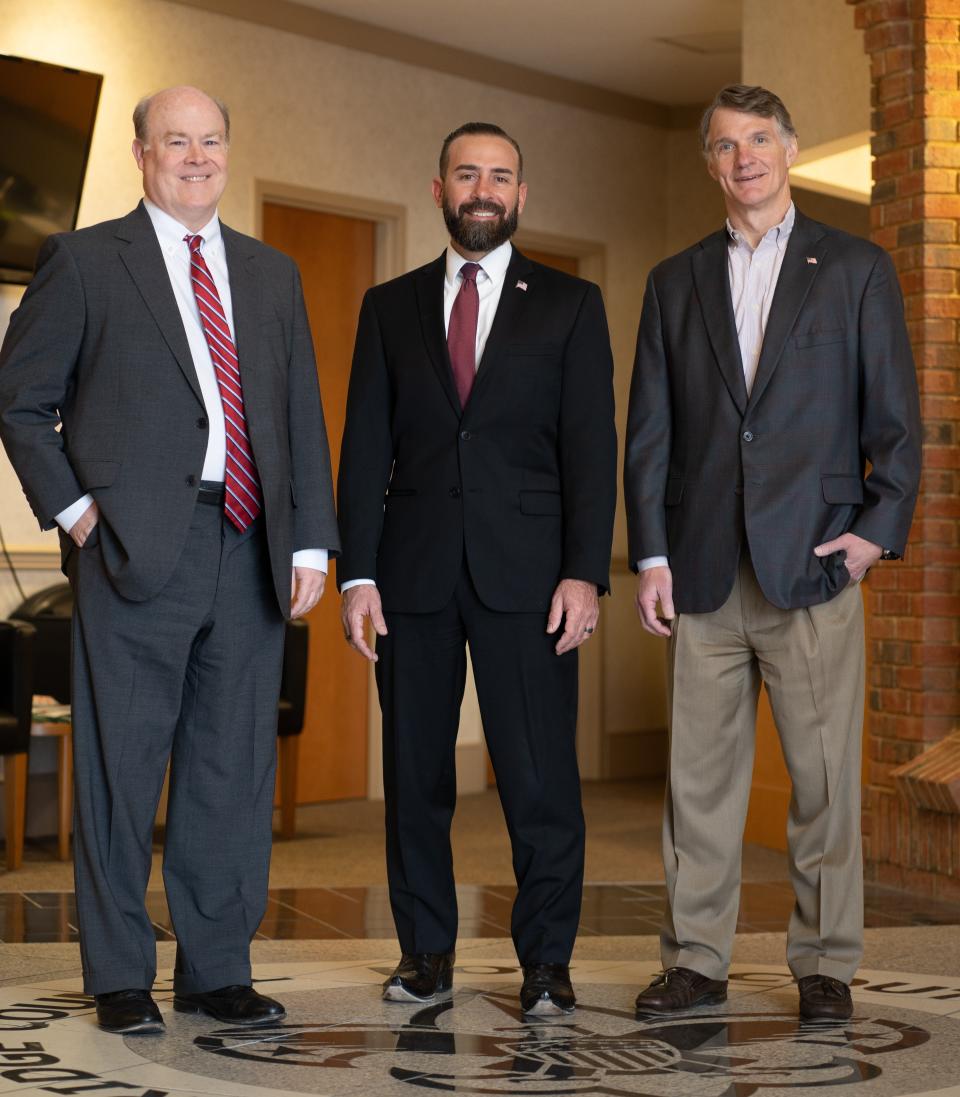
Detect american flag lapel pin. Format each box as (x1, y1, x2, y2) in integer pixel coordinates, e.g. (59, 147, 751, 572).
(516, 279, 528, 291)
(806, 256, 818, 264)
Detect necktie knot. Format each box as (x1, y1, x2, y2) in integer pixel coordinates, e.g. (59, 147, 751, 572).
(459, 262, 481, 285)
(185, 234, 203, 255)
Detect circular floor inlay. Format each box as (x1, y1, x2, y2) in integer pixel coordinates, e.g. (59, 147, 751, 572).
(5, 962, 960, 1097)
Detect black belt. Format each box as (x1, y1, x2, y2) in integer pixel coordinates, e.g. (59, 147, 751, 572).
(197, 480, 226, 506)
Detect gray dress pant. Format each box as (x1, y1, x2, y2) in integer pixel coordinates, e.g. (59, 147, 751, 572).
(69, 502, 285, 996)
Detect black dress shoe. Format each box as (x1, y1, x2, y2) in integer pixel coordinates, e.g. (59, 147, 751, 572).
(635, 967, 727, 1013)
(95, 989, 164, 1034)
(173, 985, 285, 1026)
(798, 975, 853, 1021)
(383, 952, 455, 1003)
(520, 963, 576, 1016)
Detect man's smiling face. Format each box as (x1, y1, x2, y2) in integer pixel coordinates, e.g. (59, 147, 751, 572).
(133, 86, 229, 232)
(706, 107, 797, 222)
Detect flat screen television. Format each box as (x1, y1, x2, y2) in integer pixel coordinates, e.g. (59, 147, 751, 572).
(0, 54, 102, 285)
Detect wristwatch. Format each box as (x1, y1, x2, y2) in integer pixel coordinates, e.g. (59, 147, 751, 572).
(880, 548, 901, 560)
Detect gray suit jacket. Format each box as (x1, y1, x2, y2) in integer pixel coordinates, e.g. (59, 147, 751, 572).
(0, 201, 339, 614)
(624, 210, 921, 613)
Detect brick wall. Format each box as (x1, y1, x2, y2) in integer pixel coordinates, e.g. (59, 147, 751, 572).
(848, 0, 960, 898)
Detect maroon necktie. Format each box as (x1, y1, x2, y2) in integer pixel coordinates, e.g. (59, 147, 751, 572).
(185, 234, 262, 530)
(447, 262, 481, 408)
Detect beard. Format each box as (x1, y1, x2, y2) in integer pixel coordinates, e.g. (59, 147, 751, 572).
(443, 196, 519, 254)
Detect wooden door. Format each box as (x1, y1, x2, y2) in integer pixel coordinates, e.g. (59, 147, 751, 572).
(484, 247, 580, 787)
(262, 202, 375, 803)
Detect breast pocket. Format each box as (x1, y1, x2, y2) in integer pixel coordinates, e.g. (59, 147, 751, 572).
(795, 328, 846, 350)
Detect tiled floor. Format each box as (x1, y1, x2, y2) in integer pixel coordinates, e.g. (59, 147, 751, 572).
(2, 948, 960, 1096)
(2, 880, 959, 943)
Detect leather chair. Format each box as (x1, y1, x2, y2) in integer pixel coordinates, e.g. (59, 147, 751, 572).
(10, 584, 311, 845)
(277, 618, 309, 839)
(10, 583, 72, 703)
(0, 620, 35, 869)
(11, 584, 73, 859)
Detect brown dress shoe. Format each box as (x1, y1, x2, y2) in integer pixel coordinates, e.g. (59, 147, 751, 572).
(798, 975, 853, 1021)
(635, 966, 727, 1013)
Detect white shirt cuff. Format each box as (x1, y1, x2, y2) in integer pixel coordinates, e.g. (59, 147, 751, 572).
(638, 556, 669, 571)
(292, 548, 328, 573)
(55, 494, 95, 532)
(341, 578, 376, 591)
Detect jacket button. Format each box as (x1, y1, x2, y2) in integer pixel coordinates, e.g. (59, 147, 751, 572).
(742, 430, 754, 442)
(449, 487, 461, 498)
(197, 416, 208, 429)
(460, 430, 471, 441)
(186, 474, 197, 487)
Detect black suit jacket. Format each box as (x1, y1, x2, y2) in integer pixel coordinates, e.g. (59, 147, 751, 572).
(337, 247, 617, 614)
(0, 202, 339, 614)
(624, 210, 921, 613)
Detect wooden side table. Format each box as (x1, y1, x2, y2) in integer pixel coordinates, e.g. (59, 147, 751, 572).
(31, 701, 72, 862)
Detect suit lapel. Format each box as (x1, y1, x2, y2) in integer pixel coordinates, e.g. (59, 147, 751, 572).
(692, 230, 748, 417)
(747, 211, 828, 410)
(468, 247, 534, 408)
(221, 222, 261, 406)
(116, 202, 203, 406)
(415, 254, 462, 415)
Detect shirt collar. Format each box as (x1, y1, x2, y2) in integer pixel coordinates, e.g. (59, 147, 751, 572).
(445, 239, 513, 286)
(143, 198, 222, 256)
(726, 201, 795, 250)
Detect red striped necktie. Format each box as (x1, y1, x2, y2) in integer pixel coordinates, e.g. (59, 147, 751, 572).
(185, 234, 262, 530)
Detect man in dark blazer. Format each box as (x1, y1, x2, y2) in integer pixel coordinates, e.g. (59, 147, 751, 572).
(0, 86, 339, 1034)
(338, 122, 617, 1016)
(625, 85, 921, 1021)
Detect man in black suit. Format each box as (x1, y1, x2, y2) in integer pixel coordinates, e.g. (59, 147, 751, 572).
(0, 86, 339, 1033)
(625, 85, 921, 1021)
(338, 122, 616, 1015)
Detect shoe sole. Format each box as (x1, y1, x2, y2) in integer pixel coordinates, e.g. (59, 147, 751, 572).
(99, 1018, 165, 1035)
(636, 990, 727, 1015)
(800, 1008, 853, 1023)
(522, 996, 575, 1017)
(382, 980, 453, 1004)
(172, 1000, 286, 1026)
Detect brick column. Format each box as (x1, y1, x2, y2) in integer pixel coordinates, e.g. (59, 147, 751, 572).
(848, 0, 960, 898)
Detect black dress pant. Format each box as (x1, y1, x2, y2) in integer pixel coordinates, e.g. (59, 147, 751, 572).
(376, 561, 584, 964)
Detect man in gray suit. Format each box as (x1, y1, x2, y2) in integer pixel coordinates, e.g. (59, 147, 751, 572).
(625, 85, 921, 1021)
(0, 86, 338, 1034)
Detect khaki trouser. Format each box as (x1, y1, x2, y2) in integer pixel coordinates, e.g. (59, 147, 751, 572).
(661, 553, 865, 983)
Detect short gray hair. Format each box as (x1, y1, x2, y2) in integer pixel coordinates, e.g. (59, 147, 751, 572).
(133, 89, 231, 145)
(700, 84, 796, 156)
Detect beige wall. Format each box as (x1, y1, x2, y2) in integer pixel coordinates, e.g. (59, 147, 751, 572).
(742, 0, 869, 150)
(1, 0, 705, 788)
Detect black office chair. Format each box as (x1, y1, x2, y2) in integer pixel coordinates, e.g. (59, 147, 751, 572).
(12, 583, 311, 840)
(11, 583, 72, 703)
(277, 618, 309, 839)
(0, 620, 36, 869)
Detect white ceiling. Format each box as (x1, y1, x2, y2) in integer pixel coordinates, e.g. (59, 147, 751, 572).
(294, 0, 743, 105)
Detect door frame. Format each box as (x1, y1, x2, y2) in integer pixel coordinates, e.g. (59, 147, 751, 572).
(255, 181, 406, 288)
(257, 182, 406, 801)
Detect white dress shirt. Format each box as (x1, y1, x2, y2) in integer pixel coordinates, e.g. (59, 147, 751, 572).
(56, 199, 327, 573)
(342, 240, 514, 593)
(638, 203, 795, 573)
